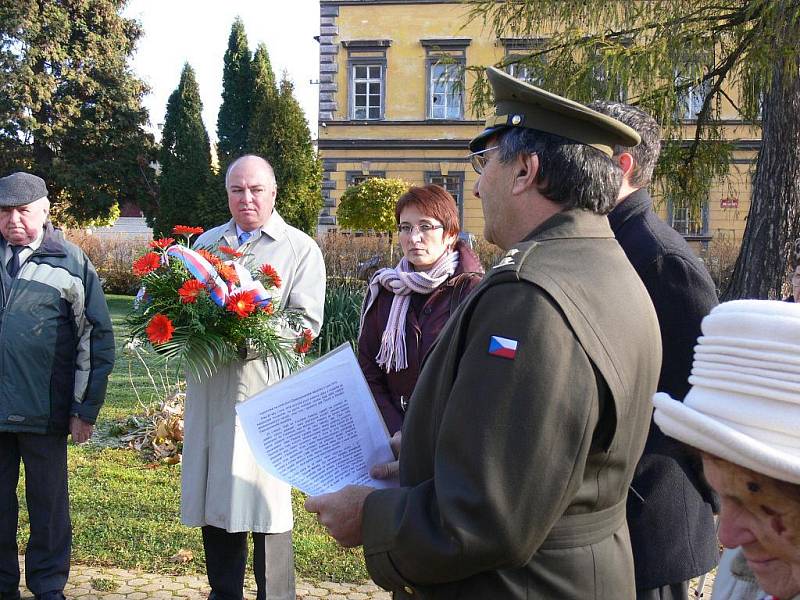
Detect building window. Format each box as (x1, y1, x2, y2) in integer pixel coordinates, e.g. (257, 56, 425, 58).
(346, 171, 385, 187)
(421, 39, 470, 121)
(425, 171, 464, 224)
(506, 58, 542, 85)
(342, 39, 391, 121)
(429, 63, 463, 119)
(675, 51, 713, 120)
(501, 38, 547, 85)
(676, 78, 712, 120)
(352, 64, 383, 120)
(593, 64, 627, 102)
(668, 197, 708, 237)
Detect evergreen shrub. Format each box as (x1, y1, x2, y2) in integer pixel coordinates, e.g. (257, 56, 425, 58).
(66, 230, 144, 295)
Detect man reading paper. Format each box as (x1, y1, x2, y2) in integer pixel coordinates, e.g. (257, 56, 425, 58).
(305, 69, 662, 599)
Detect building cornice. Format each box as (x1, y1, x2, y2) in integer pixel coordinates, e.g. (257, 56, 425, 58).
(319, 138, 472, 149)
(320, 119, 485, 126)
(420, 38, 471, 48)
(322, 0, 467, 4)
(341, 39, 393, 48)
(318, 137, 761, 151)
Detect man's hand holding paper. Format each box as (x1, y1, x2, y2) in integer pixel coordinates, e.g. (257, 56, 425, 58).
(369, 431, 401, 481)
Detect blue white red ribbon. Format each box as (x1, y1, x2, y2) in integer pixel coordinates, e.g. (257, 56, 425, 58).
(165, 245, 271, 308)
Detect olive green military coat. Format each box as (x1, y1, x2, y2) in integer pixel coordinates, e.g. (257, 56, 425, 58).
(362, 210, 662, 599)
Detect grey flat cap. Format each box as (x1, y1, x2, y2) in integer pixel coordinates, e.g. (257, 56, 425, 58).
(0, 172, 49, 207)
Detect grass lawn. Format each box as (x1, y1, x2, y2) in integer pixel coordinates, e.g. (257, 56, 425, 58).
(16, 294, 369, 582)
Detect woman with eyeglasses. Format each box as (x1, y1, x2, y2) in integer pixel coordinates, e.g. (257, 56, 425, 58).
(357, 184, 484, 434)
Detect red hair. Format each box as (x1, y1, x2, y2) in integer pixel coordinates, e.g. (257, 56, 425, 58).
(395, 184, 460, 237)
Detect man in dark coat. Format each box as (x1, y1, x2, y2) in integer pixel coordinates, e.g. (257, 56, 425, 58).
(305, 69, 662, 599)
(590, 102, 720, 600)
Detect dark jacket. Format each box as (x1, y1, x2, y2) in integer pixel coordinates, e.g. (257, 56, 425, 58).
(0, 223, 115, 434)
(608, 189, 719, 589)
(362, 211, 661, 599)
(358, 239, 483, 434)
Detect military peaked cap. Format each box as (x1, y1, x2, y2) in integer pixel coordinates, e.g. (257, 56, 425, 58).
(470, 67, 641, 157)
(0, 172, 49, 207)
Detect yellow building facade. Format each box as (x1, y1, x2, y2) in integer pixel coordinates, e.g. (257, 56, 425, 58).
(316, 0, 760, 258)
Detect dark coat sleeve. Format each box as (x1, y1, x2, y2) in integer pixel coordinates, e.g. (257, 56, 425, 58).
(362, 283, 602, 587)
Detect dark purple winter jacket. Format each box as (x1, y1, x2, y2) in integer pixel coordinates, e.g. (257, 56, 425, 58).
(357, 240, 483, 433)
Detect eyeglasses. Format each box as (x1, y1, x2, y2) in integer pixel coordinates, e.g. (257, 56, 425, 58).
(467, 145, 499, 174)
(397, 223, 444, 235)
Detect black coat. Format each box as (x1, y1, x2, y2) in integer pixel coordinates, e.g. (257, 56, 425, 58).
(608, 189, 719, 590)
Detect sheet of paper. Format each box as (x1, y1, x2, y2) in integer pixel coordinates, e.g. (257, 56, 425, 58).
(235, 344, 398, 496)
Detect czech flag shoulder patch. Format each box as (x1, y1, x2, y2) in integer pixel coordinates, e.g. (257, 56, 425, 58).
(488, 335, 518, 360)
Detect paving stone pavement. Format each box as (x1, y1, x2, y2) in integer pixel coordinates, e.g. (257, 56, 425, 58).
(14, 556, 390, 600)
(12, 556, 716, 599)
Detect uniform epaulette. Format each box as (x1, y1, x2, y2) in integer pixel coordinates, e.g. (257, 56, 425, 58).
(489, 241, 539, 277)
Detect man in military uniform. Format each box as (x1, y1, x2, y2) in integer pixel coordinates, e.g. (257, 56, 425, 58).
(306, 68, 662, 599)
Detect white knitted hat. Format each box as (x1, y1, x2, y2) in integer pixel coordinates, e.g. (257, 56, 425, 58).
(653, 299, 800, 484)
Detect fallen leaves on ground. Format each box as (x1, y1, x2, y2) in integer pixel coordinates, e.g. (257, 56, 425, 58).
(170, 548, 194, 563)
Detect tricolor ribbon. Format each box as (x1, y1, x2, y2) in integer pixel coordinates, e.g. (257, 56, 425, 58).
(166, 245, 271, 308)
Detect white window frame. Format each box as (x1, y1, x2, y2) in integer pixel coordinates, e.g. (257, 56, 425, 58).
(668, 197, 709, 237)
(428, 62, 463, 120)
(351, 63, 384, 120)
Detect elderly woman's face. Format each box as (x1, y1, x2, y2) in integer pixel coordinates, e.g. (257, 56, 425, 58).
(703, 456, 800, 597)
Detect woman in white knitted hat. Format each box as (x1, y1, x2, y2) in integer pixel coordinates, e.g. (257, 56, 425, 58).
(653, 300, 800, 600)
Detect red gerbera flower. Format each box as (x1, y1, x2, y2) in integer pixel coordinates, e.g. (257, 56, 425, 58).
(259, 263, 282, 288)
(218, 245, 243, 258)
(295, 328, 314, 354)
(178, 279, 206, 304)
(226, 290, 258, 318)
(217, 263, 239, 286)
(133, 252, 162, 277)
(146, 314, 175, 345)
(149, 237, 175, 250)
(172, 225, 204, 236)
(195, 248, 221, 268)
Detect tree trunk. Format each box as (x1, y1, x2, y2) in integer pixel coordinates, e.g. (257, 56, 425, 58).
(723, 60, 800, 300)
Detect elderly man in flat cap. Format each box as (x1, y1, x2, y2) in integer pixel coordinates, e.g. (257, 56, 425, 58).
(306, 68, 662, 599)
(0, 172, 114, 600)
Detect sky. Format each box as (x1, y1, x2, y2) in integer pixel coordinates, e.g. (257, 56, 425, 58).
(122, 0, 321, 142)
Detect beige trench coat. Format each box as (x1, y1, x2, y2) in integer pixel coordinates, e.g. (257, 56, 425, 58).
(180, 213, 325, 533)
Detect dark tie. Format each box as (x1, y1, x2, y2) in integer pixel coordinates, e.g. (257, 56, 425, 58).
(237, 230, 252, 247)
(6, 246, 22, 278)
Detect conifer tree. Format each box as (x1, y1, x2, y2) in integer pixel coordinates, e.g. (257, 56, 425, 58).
(245, 46, 322, 234)
(247, 43, 279, 160)
(216, 18, 252, 172)
(266, 76, 324, 236)
(154, 64, 214, 236)
(0, 0, 155, 225)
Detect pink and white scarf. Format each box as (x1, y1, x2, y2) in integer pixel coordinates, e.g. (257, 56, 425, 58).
(360, 250, 460, 373)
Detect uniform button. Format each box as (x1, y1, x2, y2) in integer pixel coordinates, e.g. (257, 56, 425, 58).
(403, 585, 414, 594)
(423, 306, 432, 315)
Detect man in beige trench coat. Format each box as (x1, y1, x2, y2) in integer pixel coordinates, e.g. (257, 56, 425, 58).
(182, 155, 325, 600)
(306, 69, 662, 599)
